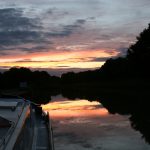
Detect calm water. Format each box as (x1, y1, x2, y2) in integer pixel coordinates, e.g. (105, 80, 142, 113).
(42, 95, 150, 150)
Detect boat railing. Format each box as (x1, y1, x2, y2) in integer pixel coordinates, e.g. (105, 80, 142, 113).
(45, 112, 55, 150)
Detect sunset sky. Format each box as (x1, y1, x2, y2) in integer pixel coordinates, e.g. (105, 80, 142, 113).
(0, 0, 150, 75)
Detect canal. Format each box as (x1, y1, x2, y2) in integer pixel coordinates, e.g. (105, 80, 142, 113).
(42, 95, 150, 150)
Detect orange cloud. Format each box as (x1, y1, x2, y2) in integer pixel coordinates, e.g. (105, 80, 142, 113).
(0, 49, 119, 69)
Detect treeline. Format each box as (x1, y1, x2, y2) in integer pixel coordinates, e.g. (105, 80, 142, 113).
(0, 67, 60, 89)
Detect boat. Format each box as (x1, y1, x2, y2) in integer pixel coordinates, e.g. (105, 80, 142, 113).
(0, 96, 54, 150)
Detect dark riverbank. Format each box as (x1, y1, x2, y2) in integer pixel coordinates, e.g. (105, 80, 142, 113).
(1, 70, 150, 105)
(1, 77, 150, 103)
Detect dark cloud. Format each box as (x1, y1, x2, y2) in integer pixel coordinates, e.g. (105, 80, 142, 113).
(44, 8, 69, 18)
(15, 59, 32, 62)
(0, 8, 51, 48)
(62, 24, 79, 35)
(0, 45, 53, 55)
(104, 49, 118, 55)
(117, 47, 128, 56)
(0, 7, 87, 55)
(95, 34, 115, 41)
(0, 8, 41, 31)
(88, 17, 95, 20)
(90, 57, 109, 62)
(76, 19, 86, 24)
(0, 8, 68, 54)
(68, 57, 108, 62)
(45, 9, 53, 15)
(57, 65, 70, 68)
(46, 30, 72, 37)
(0, 31, 47, 46)
(46, 19, 86, 38)
(14, 60, 60, 63)
(19, 45, 53, 53)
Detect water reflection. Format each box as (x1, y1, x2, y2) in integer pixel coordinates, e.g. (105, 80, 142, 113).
(42, 96, 150, 150)
(43, 100, 108, 118)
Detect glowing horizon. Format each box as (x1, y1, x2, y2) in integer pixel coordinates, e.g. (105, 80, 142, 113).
(0, 49, 119, 70)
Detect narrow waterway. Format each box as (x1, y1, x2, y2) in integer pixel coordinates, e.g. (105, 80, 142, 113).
(42, 95, 150, 150)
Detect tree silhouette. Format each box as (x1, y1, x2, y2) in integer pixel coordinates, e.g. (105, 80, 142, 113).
(127, 24, 150, 77)
(0, 72, 2, 89)
(100, 57, 129, 79)
(95, 23, 150, 79)
(127, 24, 150, 59)
(0, 67, 61, 89)
(2, 67, 32, 88)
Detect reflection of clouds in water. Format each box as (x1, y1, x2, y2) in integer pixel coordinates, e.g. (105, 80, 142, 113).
(43, 98, 150, 150)
(42, 99, 108, 119)
(70, 105, 103, 111)
(54, 132, 93, 150)
(51, 117, 93, 125)
(59, 118, 93, 124)
(53, 115, 129, 126)
(43, 99, 103, 111)
(97, 121, 129, 128)
(55, 101, 72, 105)
(52, 104, 102, 111)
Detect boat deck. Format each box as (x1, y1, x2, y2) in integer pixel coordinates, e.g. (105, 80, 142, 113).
(0, 98, 25, 149)
(32, 112, 49, 150)
(0, 116, 11, 140)
(0, 97, 53, 150)
(0, 125, 10, 146)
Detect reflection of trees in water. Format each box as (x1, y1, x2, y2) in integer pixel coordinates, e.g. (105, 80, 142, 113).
(21, 89, 51, 104)
(100, 93, 150, 144)
(21, 87, 61, 104)
(130, 113, 150, 144)
(61, 88, 150, 144)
